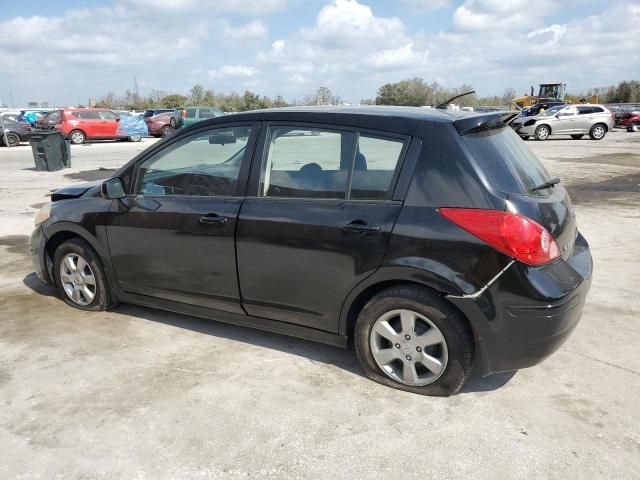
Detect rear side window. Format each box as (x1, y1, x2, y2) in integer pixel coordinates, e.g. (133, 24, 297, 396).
(462, 126, 550, 195)
(260, 127, 354, 199)
(351, 135, 405, 200)
(592, 107, 604, 113)
(577, 106, 593, 115)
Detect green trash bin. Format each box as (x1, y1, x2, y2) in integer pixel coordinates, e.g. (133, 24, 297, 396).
(29, 131, 71, 171)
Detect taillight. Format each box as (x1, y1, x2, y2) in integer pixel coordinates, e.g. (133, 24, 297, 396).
(438, 208, 560, 266)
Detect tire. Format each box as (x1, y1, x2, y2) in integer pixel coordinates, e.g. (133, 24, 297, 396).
(128, 135, 142, 142)
(570, 134, 584, 140)
(589, 123, 607, 140)
(161, 125, 175, 137)
(354, 286, 474, 396)
(534, 124, 550, 141)
(69, 130, 86, 144)
(53, 238, 113, 311)
(628, 121, 640, 133)
(169, 117, 177, 129)
(3, 132, 20, 147)
(520, 135, 530, 140)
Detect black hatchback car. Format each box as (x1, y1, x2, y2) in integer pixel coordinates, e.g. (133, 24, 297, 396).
(30, 107, 592, 396)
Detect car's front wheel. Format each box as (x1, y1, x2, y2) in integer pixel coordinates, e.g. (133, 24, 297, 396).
(53, 238, 113, 311)
(128, 135, 142, 142)
(589, 123, 607, 140)
(69, 130, 86, 144)
(534, 125, 550, 141)
(628, 121, 639, 133)
(354, 286, 473, 396)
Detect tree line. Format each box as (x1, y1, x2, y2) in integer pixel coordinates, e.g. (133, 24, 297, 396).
(94, 78, 640, 111)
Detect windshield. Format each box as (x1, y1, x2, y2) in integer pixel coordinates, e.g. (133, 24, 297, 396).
(462, 125, 551, 195)
(539, 106, 564, 117)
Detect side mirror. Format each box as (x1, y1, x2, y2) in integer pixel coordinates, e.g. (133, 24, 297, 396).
(209, 131, 236, 145)
(102, 177, 126, 199)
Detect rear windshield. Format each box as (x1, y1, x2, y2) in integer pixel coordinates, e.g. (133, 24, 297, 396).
(462, 126, 550, 194)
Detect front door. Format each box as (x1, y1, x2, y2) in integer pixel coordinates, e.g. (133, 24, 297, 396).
(106, 124, 257, 313)
(97, 110, 119, 137)
(236, 124, 409, 332)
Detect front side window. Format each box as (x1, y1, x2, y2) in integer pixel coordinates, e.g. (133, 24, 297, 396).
(260, 127, 354, 199)
(99, 111, 117, 120)
(138, 125, 252, 196)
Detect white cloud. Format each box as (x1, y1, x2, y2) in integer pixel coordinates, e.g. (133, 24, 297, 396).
(398, 0, 451, 11)
(208, 64, 259, 78)
(119, 0, 288, 15)
(453, 0, 553, 30)
(223, 19, 268, 41)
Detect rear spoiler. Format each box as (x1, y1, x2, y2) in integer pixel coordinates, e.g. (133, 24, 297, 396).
(453, 111, 519, 135)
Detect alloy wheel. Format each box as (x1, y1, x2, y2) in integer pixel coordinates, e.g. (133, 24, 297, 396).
(369, 309, 448, 386)
(592, 125, 605, 139)
(59, 253, 97, 306)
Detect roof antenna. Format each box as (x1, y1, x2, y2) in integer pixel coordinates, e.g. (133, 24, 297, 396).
(436, 90, 475, 110)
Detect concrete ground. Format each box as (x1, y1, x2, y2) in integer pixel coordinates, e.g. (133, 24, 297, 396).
(1, 131, 639, 479)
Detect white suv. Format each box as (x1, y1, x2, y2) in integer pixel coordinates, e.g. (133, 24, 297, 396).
(512, 104, 615, 141)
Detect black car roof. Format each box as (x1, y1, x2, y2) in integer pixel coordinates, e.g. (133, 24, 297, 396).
(182, 106, 515, 137)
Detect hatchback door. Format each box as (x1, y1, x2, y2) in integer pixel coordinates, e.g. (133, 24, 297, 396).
(105, 123, 257, 313)
(236, 124, 412, 332)
(460, 125, 577, 260)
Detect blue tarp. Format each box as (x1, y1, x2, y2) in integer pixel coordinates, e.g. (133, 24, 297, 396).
(116, 114, 148, 137)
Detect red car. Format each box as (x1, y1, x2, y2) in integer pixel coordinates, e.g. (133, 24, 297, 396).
(144, 112, 175, 137)
(615, 109, 640, 132)
(42, 108, 124, 144)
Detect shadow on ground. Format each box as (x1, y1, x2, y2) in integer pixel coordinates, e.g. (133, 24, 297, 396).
(23, 271, 514, 394)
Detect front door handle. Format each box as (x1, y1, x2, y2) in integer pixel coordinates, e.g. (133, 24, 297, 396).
(342, 220, 381, 235)
(199, 214, 228, 226)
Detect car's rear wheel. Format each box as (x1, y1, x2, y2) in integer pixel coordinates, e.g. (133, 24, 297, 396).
(2, 132, 20, 147)
(628, 121, 640, 133)
(354, 286, 473, 396)
(534, 125, 550, 141)
(589, 123, 607, 140)
(161, 125, 174, 137)
(128, 135, 142, 142)
(69, 130, 86, 144)
(170, 117, 178, 129)
(570, 134, 584, 140)
(53, 238, 112, 311)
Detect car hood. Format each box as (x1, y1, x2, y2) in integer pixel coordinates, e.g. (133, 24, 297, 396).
(51, 181, 102, 201)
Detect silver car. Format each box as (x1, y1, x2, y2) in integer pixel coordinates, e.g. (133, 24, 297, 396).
(512, 104, 614, 141)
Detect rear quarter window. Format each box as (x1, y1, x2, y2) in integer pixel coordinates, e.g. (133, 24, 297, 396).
(462, 126, 550, 195)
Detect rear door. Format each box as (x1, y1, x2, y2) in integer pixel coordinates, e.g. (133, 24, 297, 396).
(461, 125, 577, 259)
(105, 123, 257, 313)
(236, 123, 410, 332)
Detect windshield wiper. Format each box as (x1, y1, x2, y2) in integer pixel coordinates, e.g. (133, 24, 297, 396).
(531, 177, 561, 192)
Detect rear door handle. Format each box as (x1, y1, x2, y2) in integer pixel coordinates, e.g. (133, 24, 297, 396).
(342, 220, 381, 235)
(199, 214, 228, 226)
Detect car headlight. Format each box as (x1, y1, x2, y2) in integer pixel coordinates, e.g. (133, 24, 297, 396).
(34, 202, 51, 226)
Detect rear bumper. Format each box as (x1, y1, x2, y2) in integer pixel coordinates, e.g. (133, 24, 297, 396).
(449, 232, 593, 375)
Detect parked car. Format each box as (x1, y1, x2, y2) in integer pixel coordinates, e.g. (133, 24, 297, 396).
(44, 108, 138, 144)
(177, 106, 224, 127)
(30, 107, 592, 396)
(0, 117, 33, 146)
(511, 104, 614, 140)
(615, 108, 640, 132)
(521, 101, 566, 117)
(144, 112, 176, 137)
(143, 109, 175, 119)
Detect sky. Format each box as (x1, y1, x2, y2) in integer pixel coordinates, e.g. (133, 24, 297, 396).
(0, 0, 639, 107)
